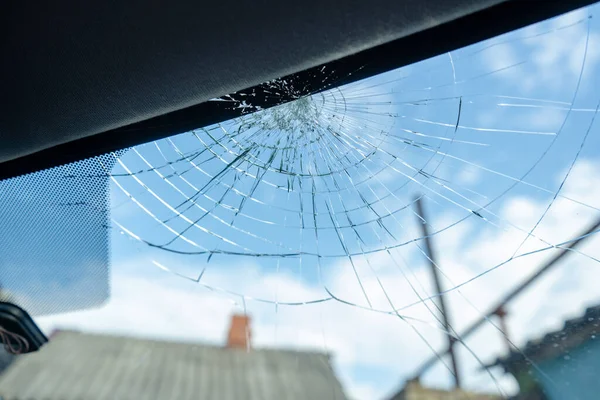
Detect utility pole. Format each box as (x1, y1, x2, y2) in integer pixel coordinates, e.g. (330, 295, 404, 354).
(412, 215, 600, 379)
(414, 196, 461, 389)
(494, 306, 512, 353)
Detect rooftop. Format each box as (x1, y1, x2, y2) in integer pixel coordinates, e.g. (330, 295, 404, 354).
(487, 304, 600, 371)
(0, 328, 347, 400)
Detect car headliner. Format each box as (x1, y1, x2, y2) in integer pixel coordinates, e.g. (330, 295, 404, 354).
(0, 0, 596, 179)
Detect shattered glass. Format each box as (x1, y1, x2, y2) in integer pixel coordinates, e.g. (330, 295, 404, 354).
(2, 5, 600, 400)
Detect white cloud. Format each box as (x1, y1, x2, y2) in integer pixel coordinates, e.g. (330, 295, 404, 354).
(479, 6, 600, 93)
(36, 159, 600, 400)
(481, 41, 520, 81)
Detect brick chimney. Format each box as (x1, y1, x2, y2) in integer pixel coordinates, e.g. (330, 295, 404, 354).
(226, 314, 252, 350)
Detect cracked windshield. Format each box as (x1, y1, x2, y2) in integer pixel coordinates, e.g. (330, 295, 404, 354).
(2, 5, 600, 400)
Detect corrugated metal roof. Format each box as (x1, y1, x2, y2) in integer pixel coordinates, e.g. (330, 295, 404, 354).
(0, 330, 347, 400)
(487, 304, 600, 371)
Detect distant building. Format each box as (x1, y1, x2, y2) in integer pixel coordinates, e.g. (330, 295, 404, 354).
(487, 304, 600, 400)
(0, 314, 347, 400)
(389, 379, 503, 400)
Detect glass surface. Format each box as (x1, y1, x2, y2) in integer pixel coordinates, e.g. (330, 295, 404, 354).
(2, 4, 600, 400)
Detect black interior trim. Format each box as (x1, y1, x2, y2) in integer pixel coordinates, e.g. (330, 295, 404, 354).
(1, 0, 596, 180)
(0, 302, 48, 353)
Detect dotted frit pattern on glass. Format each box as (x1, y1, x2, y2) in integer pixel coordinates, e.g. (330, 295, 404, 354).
(0, 152, 123, 315)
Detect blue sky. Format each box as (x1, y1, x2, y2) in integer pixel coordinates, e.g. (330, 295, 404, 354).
(3, 3, 600, 399)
